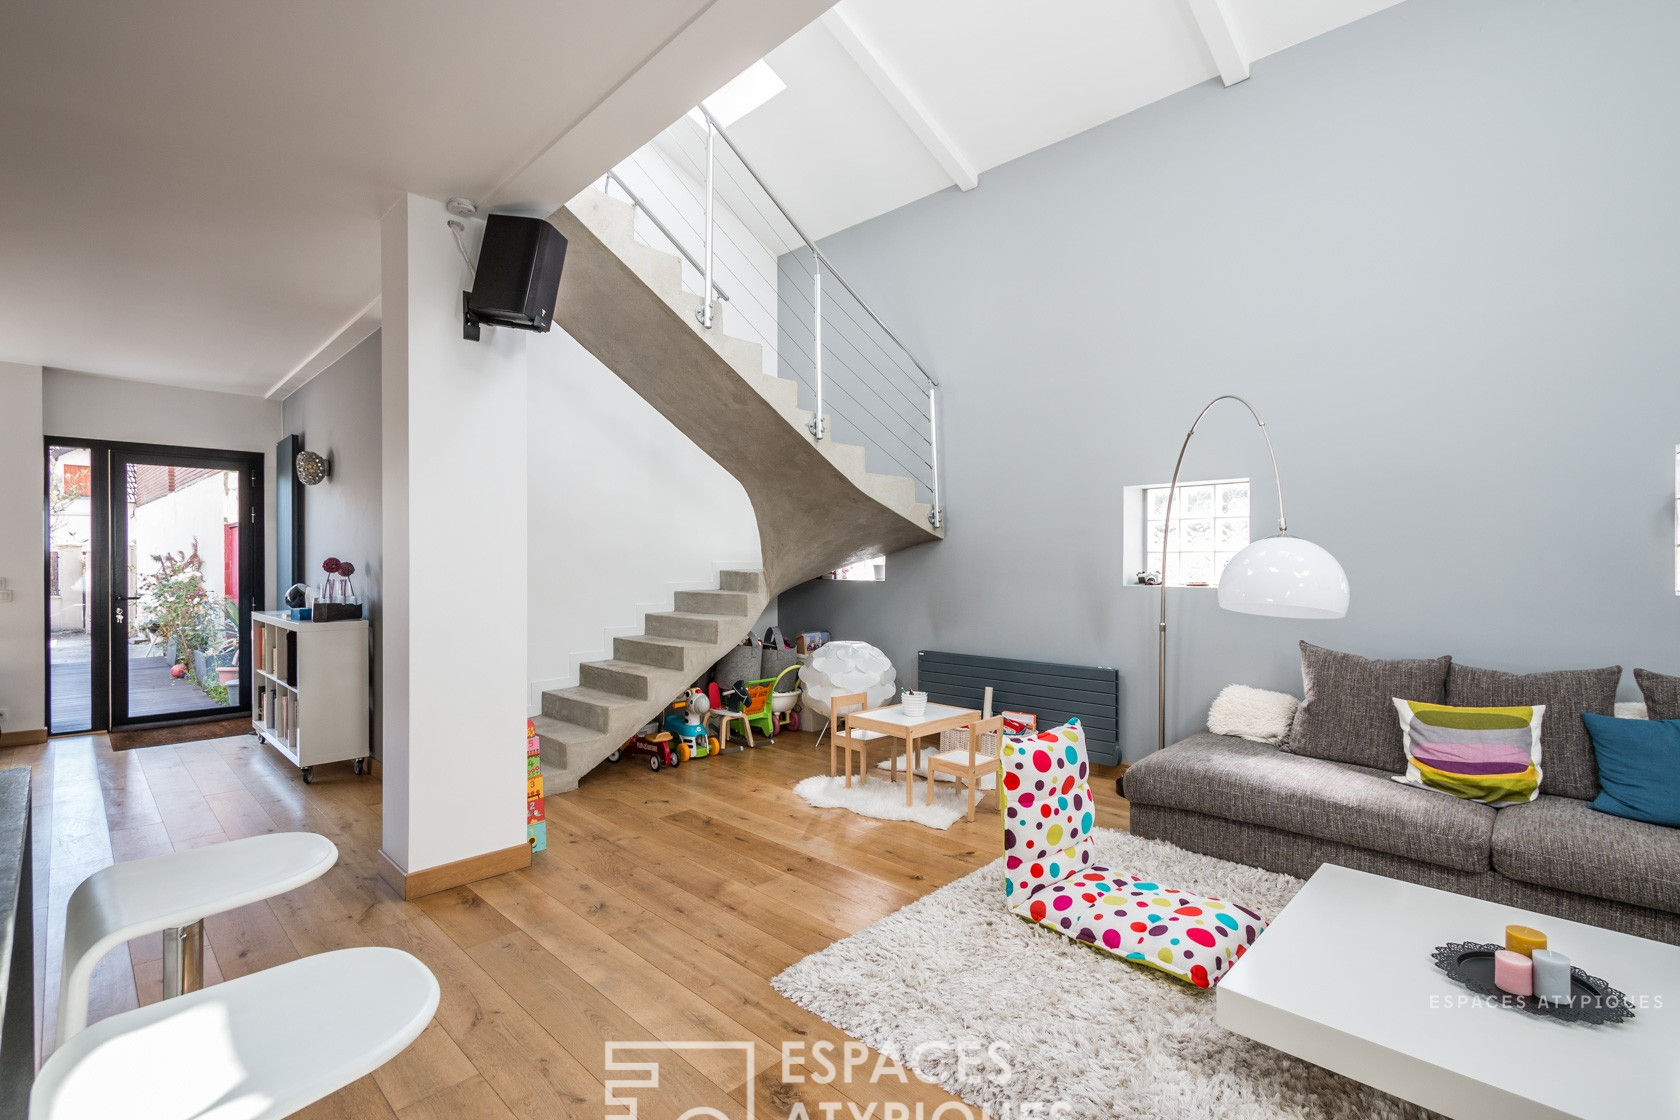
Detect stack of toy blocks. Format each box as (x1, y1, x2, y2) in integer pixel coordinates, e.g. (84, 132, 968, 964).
(526, 718, 546, 852)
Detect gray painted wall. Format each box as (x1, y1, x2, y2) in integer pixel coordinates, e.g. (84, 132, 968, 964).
(282, 332, 382, 755)
(779, 0, 1680, 761)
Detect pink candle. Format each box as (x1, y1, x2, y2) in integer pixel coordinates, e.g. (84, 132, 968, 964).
(1494, 949, 1534, 996)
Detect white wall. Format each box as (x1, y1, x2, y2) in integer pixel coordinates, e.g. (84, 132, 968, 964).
(381, 193, 528, 876)
(282, 332, 382, 757)
(42, 369, 283, 608)
(611, 128, 785, 379)
(0, 363, 46, 734)
(526, 329, 762, 709)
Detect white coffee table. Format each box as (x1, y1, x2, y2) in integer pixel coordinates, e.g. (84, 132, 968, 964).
(1217, 864, 1680, 1120)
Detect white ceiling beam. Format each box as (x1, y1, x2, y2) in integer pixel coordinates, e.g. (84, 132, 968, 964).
(1185, 0, 1251, 87)
(821, 8, 979, 192)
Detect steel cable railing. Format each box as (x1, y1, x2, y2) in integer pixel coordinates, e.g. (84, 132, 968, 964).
(590, 108, 944, 528)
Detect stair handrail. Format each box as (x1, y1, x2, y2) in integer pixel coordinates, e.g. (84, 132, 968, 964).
(602, 169, 732, 307)
(695, 106, 943, 528)
(695, 106, 938, 390)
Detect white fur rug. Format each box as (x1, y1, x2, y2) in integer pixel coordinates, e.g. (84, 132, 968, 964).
(793, 774, 976, 829)
(772, 828, 1436, 1120)
(873, 749, 998, 789)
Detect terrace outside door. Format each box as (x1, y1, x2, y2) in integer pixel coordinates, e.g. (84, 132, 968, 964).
(108, 448, 260, 728)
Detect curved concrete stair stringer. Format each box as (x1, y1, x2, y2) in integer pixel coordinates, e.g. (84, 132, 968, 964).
(533, 194, 943, 793)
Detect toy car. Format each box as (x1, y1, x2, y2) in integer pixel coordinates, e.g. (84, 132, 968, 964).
(609, 726, 682, 771)
(663, 689, 721, 761)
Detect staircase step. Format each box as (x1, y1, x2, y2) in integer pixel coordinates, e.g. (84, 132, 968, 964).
(541, 686, 631, 731)
(718, 570, 764, 594)
(645, 611, 727, 642)
(614, 633, 710, 670)
(531, 715, 604, 770)
(673, 589, 752, 616)
(579, 659, 669, 700)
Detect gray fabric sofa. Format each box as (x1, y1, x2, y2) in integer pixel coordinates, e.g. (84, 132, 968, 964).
(1123, 731, 1680, 944)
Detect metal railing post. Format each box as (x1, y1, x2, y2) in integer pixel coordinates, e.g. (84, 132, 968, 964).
(809, 262, 825, 440)
(929, 385, 942, 528)
(697, 118, 717, 329)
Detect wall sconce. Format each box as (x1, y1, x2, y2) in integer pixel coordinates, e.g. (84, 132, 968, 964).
(296, 449, 331, 486)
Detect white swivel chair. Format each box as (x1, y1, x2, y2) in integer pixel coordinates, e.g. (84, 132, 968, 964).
(32, 946, 439, 1120)
(57, 831, 339, 1045)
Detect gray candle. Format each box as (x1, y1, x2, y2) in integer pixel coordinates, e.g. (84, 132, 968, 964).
(1532, 949, 1572, 1003)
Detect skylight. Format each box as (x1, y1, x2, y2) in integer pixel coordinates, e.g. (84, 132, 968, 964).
(689, 60, 786, 128)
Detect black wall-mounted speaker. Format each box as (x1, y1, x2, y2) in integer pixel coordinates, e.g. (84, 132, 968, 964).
(463, 214, 567, 341)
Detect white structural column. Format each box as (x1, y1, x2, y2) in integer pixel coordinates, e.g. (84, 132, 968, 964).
(821, 8, 979, 192)
(0, 363, 46, 737)
(1185, 0, 1251, 87)
(379, 194, 530, 893)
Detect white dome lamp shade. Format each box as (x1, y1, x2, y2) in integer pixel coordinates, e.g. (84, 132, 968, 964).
(1148, 395, 1350, 767)
(1217, 535, 1349, 619)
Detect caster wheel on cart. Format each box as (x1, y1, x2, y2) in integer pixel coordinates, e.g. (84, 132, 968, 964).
(302, 767, 314, 785)
(607, 749, 622, 764)
(649, 754, 661, 772)
(353, 757, 364, 776)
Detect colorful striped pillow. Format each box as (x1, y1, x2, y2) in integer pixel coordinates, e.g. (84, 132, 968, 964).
(1391, 699, 1545, 806)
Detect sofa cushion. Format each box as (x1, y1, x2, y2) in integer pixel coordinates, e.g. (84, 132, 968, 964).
(1392, 699, 1544, 806)
(1492, 795, 1680, 915)
(1124, 732, 1496, 873)
(1582, 713, 1680, 827)
(1448, 663, 1621, 800)
(1635, 668, 1680, 721)
(1283, 643, 1451, 772)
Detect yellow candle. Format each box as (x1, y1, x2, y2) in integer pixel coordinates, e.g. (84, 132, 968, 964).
(1505, 924, 1548, 957)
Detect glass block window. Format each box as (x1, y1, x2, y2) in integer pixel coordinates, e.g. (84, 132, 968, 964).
(1144, 479, 1250, 587)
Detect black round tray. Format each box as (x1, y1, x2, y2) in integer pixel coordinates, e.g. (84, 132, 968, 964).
(1432, 941, 1635, 1025)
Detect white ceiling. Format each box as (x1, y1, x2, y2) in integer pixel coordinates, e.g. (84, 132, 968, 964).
(730, 0, 1406, 241)
(0, 0, 828, 396)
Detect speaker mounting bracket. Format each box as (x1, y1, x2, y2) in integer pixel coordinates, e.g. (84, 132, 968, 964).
(462, 291, 481, 342)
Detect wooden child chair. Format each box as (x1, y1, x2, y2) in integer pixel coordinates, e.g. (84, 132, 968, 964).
(830, 691, 890, 786)
(928, 714, 1005, 821)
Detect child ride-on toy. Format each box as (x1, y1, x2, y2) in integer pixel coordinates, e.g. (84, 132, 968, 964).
(663, 689, 721, 761)
(610, 725, 682, 771)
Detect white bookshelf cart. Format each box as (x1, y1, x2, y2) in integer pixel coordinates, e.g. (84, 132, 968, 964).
(250, 610, 370, 783)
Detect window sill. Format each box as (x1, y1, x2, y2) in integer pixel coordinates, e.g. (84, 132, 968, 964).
(1126, 582, 1218, 590)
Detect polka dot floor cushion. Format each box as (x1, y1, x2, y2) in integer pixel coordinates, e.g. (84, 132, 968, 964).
(1009, 868, 1266, 989)
(1002, 720, 1097, 902)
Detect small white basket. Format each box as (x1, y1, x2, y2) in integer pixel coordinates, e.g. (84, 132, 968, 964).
(901, 690, 928, 718)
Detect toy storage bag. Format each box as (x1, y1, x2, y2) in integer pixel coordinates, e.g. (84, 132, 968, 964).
(761, 626, 799, 682)
(713, 633, 762, 688)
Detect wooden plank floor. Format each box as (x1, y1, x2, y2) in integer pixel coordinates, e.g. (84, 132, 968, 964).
(10, 728, 1128, 1118)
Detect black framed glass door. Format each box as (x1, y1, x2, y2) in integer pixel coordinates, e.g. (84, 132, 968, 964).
(45, 439, 263, 733)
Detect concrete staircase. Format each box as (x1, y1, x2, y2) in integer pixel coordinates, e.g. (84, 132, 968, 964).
(535, 187, 943, 793)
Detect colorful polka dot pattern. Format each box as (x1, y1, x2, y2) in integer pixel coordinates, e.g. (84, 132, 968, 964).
(1001, 719, 1267, 989)
(1001, 719, 1096, 901)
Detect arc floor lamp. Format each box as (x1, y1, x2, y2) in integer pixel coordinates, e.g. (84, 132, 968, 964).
(1149, 395, 1350, 764)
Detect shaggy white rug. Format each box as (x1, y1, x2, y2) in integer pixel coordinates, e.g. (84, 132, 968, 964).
(772, 828, 1436, 1120)
(873, 749, 998, 790)
(793, 774, 975, 829)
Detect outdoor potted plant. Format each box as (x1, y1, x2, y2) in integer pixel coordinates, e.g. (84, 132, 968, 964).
(215, 598, 240, 684)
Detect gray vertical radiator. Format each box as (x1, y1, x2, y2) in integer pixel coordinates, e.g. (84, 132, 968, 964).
(916, 650, 1121, 766)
